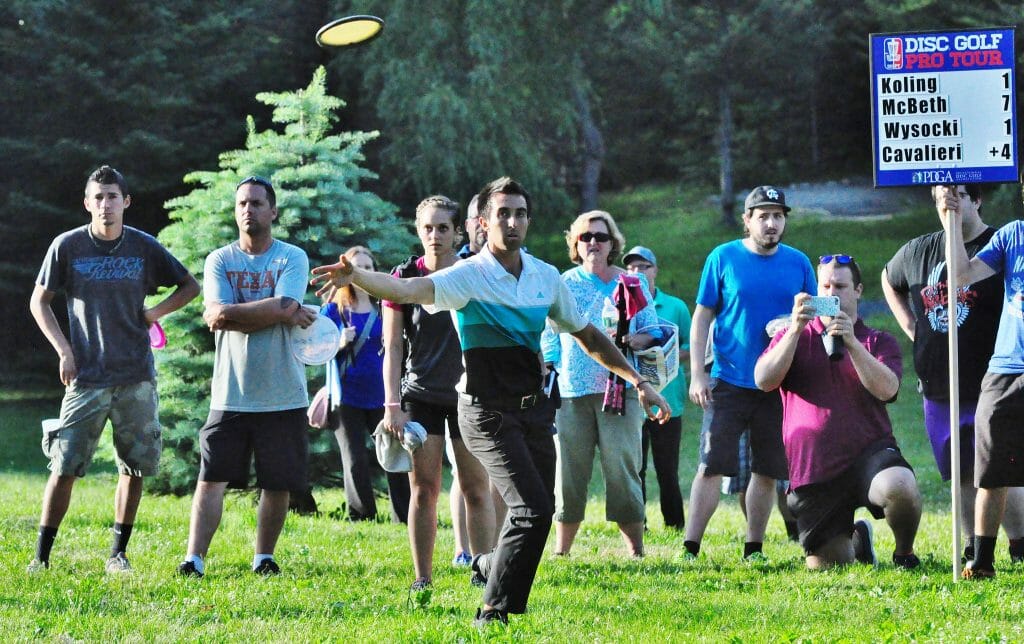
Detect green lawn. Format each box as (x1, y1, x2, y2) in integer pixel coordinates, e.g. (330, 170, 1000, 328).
(4, 182, 1023, 641)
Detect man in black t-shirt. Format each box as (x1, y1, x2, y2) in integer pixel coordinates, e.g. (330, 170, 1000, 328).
(882, 184, 1024, 562)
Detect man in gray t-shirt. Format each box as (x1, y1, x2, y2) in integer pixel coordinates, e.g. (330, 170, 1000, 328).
(29, 165, 199, 573)
(178, 176, 316, 579)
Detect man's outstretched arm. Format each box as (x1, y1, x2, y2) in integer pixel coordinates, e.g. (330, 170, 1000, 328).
(311, 255, 435, 305)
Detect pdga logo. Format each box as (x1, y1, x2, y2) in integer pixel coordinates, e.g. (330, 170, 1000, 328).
(911, 170, 953, 184)
(884, 38, 904, 70)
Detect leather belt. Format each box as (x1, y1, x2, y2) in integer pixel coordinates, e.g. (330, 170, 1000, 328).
(459, 392, 539, 411)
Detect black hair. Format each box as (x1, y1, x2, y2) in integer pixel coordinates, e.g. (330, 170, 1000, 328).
(85, 165, 128, 197)
(236, 175, 276, 208)
(476, 177, 532, 219)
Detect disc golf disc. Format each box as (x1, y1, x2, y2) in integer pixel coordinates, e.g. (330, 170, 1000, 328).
(316, 15, 383, 48)
(291, 307, 341, 365)
(149, 322, 167, 349)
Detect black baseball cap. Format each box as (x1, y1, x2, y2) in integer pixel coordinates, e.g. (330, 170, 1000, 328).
(744, 185, 790, 213)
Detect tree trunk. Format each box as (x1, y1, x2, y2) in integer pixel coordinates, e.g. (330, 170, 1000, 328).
(809, 70, 820, 173)
(718, 85, 735, 227)
(574, 83, 605, 213)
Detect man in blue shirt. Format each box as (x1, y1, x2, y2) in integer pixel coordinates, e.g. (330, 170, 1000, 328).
(940, 180, 1024, 579)
(685, 185, 816, 562)
(457, 194, 486, 259)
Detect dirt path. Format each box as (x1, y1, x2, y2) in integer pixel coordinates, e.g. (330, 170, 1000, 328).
(781, 178, 923, 218)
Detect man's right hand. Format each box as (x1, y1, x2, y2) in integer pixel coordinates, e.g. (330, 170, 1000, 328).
(689, 369, 713, 409)
(934, 186, 961, 232)
(310, 255, 354, 300)
(790, 293, 815, 332)
(59, 352, 77, 386)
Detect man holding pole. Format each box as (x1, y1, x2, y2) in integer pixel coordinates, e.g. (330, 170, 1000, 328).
(883, 184, 1024, 566)
(940, 178, 1024, 579)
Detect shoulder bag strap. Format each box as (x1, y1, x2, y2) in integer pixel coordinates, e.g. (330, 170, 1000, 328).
(344, 307, 379, 366)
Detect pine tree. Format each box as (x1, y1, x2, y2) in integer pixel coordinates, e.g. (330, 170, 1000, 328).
(151, 66, 414, 495)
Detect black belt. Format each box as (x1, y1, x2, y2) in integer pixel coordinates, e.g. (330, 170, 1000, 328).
(459, 392, 539, 411)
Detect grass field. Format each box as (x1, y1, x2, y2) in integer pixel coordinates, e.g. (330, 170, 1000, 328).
(4, 182, 1024, 641)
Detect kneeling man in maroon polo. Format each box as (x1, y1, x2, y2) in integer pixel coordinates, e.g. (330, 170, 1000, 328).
(755, 254, 923, 570)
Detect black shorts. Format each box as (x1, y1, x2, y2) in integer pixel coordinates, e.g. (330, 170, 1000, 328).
(787, 440, 912, 554)
(698, 379, 787, 480)
(975, 372, 1024, 488)
(405, 398, 461, 440)
(198, 408, 309, 492)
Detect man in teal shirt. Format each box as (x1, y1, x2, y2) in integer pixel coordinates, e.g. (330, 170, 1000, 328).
(625, 246, 691, 529)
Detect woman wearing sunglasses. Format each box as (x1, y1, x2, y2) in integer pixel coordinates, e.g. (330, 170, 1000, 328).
(542, 211, 660, 557)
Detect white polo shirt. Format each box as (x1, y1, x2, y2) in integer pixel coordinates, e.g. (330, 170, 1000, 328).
(429, 246, 586, 398)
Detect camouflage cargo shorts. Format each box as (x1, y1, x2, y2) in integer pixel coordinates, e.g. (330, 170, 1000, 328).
(43, 380, 162, 478)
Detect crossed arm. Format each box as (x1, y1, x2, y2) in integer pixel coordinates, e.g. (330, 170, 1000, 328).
(570, 323, 672, 421)
(203, 296, 315, 333)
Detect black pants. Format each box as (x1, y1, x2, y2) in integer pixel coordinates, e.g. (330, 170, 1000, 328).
(458, 399, 556, 614)
(640, 415, 684, 528)
(334, 404, 410, 523)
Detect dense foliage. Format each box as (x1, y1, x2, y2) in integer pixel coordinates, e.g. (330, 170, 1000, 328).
(151, 67, 413, 494)
(7, 0, 1023, 377)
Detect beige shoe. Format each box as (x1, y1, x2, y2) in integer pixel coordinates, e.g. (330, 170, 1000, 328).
(105, 552, 132, 574)
(26, 558, 49, 573)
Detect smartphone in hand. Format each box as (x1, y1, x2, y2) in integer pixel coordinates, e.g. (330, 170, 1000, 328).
(807, 295, 840, 317)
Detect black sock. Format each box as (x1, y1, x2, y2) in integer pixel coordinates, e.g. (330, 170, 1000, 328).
(963, 541, 975, 562)
(975, 535, 997, 569)
(36, 525, 58, 563)
(1008, 538, 1024, 560)
(743, 541, 763, 558)
(110, 522, 133, 557)
(684, 540, 700, 556)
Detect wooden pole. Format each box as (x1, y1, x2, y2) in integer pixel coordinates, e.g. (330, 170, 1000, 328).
(945, 204, 963, 582)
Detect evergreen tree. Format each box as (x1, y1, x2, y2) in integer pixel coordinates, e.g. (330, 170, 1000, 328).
(151, 66, 413, 495)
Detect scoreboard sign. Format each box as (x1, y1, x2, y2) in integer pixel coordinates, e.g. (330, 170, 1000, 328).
(870, 27, 1017, 187)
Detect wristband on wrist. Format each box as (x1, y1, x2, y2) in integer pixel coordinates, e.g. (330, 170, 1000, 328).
(384, 402, 402, 408)
(635, 379, 652, 388)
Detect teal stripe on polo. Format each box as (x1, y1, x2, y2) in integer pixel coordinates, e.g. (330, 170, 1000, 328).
(456, 300, 550, 352)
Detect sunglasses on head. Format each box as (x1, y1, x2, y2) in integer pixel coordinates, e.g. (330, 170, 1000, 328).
(236, 175, 274, 191)
(819, 254, 854, 265)
(578, 232, 611, 243)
